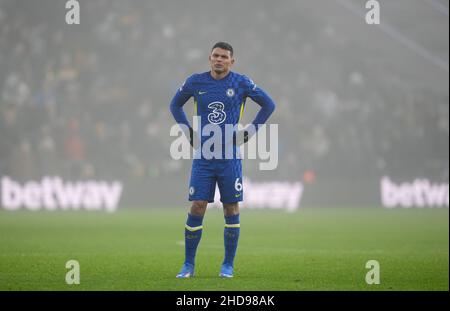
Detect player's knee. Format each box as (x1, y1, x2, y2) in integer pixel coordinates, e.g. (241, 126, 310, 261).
(191, 201, 208, 215)
(223, 203, 239, 216)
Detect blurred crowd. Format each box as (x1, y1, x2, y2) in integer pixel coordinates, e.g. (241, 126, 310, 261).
(0, 0, 448, 183)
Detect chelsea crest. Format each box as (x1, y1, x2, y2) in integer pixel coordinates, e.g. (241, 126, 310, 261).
(226, 88, 235, 97)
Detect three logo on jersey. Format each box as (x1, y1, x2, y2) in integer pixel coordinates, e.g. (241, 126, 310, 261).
(199, 88, 235, 125)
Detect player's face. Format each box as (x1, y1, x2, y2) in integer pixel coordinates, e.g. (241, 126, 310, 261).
(209, 48, 234, 75)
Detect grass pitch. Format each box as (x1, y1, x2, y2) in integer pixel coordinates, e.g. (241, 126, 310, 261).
(0, 207, 448, 290)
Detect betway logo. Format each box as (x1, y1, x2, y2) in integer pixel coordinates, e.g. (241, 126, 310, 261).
(1, 176, 123, 212)
(211, 178, 303, 212)
(381, 176, 449, 208)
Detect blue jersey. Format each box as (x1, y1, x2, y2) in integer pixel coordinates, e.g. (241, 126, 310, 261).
(170, 70, 275, 203)
(170, 71, 275, 160)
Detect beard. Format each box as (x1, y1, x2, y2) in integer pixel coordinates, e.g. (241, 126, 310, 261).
(213, 66, 226, 74)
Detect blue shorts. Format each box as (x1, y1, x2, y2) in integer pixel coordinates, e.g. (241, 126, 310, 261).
(189, 159, 243, 204)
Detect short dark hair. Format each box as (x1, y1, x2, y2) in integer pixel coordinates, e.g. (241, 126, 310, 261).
(211, 42, 233, 56)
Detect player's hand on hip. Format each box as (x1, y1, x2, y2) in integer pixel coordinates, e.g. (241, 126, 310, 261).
(233, 128, 250, 146)
(188, 126, 200, 149)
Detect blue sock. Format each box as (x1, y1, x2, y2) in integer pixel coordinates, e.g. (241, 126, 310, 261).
(223, 214, 240, 267)
(184, 213, 203, 266)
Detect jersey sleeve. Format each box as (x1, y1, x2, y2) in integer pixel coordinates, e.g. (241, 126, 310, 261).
(169, 74, 197, 128)
(242, 76, 276, 128)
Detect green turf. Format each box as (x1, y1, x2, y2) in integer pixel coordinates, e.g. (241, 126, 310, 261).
(0, 207, 448, 290)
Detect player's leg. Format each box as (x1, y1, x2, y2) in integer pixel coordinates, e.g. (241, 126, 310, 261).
(181, 200, 207, 274)
(217, 160, 243, 278)
(177, 200, 208, 278)
(177, 160, 216, 278)
(220, 202, 240, 277)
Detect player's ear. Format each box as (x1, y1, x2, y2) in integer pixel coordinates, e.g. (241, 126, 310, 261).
(231, 57, 235, 65)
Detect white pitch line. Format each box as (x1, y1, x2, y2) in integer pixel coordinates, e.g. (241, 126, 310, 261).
(183, 244, 447, 255)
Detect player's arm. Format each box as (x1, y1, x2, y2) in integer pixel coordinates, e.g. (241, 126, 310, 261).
(248, 85, 275, 128)
(238, 77, 276, 143)
(169, 76, 196, 146)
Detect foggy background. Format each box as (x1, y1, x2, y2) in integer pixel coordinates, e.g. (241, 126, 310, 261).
(0, 0, 448, 207)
